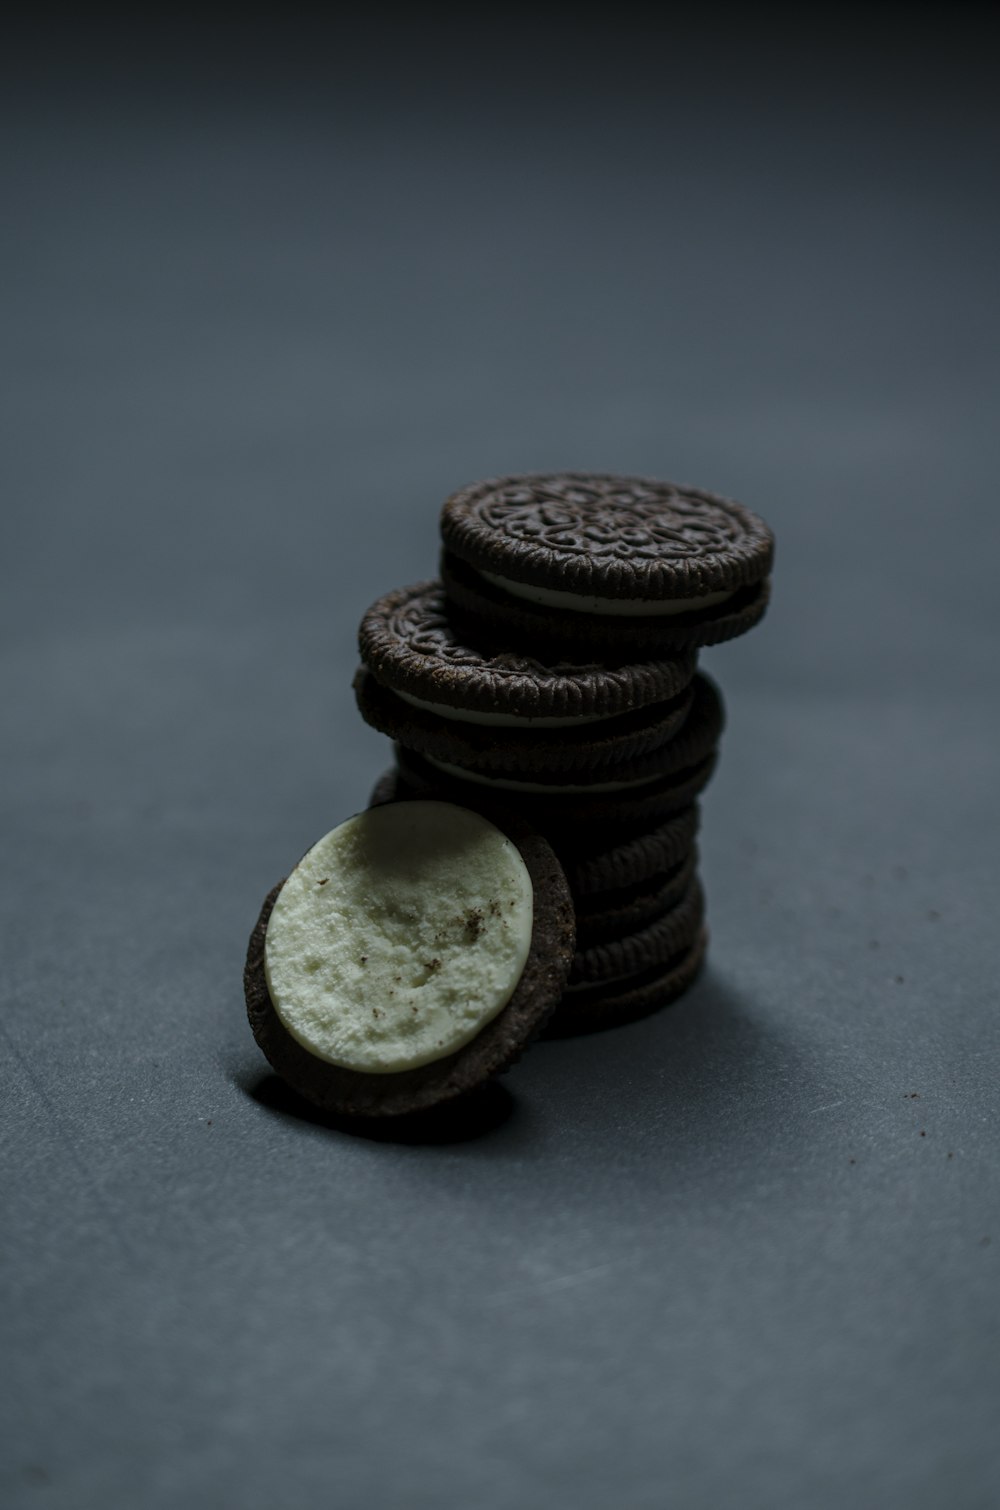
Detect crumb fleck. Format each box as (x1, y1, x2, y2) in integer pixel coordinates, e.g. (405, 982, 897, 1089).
(947, 1152, 954, 1159)
(849, 1158, 856, 1165)
(463, 907, 485, 940)
(906, 1092, 920, 1099)
(920, 1129, 926, 1137)
(317, 877, 329, 886)
(360, 955, 367, 965)
(424, 958, 441, 972)
(206, 1119, 213, 1126)
(372, 1007, 381, 1018)
(488, 898, 502, 917)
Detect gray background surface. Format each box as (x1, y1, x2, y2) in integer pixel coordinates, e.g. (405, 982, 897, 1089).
(3, 9, 999, 1508)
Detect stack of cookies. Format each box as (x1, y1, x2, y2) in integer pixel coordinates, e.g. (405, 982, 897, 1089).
(355, 472, 774, 1034)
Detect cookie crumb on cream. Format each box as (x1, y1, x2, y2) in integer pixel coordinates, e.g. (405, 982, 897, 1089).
(263, 803, 533, 1074)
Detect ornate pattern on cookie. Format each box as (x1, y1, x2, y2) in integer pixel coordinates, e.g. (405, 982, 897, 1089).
(441, 473, 773, 601)
(359, 580, 697, 723)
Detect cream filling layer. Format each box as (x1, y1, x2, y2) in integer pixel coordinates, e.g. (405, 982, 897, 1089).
(264, 802, 533, 1074)
(478, 567, 736, 618)
(396, 687, 615, 729)
(423, 753, 664, 795)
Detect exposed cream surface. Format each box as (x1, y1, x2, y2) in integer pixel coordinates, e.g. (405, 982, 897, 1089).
(264, 803, 533, 1073)
(478, 567, 736, 617)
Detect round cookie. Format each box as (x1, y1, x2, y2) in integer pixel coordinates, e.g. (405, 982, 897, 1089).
(356, 580, 698, 774)
(544, 930, 708, 1037)
(440, 472, 773, 655)
(391, 743, 720, 842)
(354, 665, 695, 776)
(244, 802, 575, 1117)
(359, 580, 698, 722)
(389, 670, 724, 794)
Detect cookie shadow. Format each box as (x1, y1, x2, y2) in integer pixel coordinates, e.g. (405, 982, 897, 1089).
(512, 961, 821, 1179)
(241, 1068, 517, 1146)
(232, 964, 812, 1163)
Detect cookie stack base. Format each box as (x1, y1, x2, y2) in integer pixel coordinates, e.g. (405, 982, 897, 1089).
(543, 929, 708, 1037)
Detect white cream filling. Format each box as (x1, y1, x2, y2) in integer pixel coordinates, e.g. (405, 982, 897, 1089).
(395, 687, 613, 729)
(423, 753, 663, 794)
(478, 567, 735, 618)
(264, 802, 533, 1074)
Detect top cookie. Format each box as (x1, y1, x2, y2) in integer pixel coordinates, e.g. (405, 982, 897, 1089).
(441, 473, 773, 601)
(439, 473, 773, 653)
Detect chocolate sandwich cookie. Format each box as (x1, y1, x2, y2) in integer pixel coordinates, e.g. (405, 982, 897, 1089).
(573, 847, 698, 949)
(440, 472, 773, 656)
(390, 669, 724, 800)
(545, 930, 708, 1037)
(354, 666, 694, 775)
(568, 878, 705, 986)
(356, 581, 697, 773)
(244, 801, 574, 1118)
(392, 742, 719, 844)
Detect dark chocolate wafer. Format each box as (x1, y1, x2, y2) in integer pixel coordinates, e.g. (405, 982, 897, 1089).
(545, 930, 708, 1037)
(574, 847, 698, 948)
(558, 804, 700, 892)
(440, 472, 773, 655)
(443, 552, 770, 659)
(391, 743, 720, 842)
(389, 670, 724, 792)
(359, 580, 698, 720)
(568, 878, 705, 986)
(353, 665, 695, 775)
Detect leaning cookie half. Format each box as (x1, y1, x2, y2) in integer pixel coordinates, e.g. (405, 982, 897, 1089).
(244, 801, 575, 1117)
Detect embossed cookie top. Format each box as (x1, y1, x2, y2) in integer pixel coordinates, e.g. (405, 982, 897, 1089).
(440, 473, 774, 600)
(359, 581, 696, 718)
